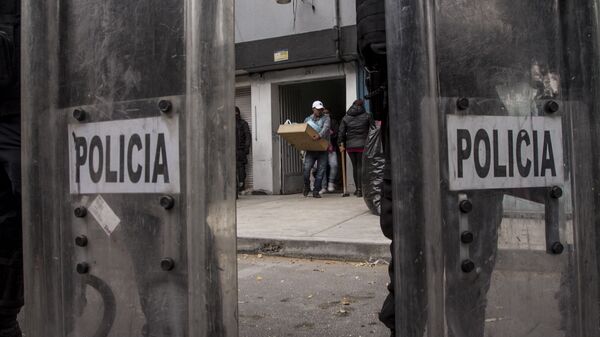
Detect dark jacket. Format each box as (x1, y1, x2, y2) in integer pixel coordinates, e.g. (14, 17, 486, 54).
(0, 0, 20, 118)
(339, 103, 373, 149)
(236, 115, 251, 160)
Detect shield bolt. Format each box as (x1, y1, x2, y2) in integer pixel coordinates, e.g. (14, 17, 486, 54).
(161, 258, 175, 271)
(158, 100, 173, 113)
(75, 235, 88, 247)
(550, 186, 563, 199)
(459, 199, 473, 213)
(461, 260, 475, 273)
(160, 195, 175, 210)
(72, 108, 86, 121)
(551, 242, 564, 255)
(461, 231, 474, 244)
(545, 100, 560, 114)
(74, 206, 87, 218)
(76, 263, 89, 274)
(457, 97, 469, 110)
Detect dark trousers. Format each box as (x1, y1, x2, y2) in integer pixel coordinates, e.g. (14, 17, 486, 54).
(236, 160, 247, 190)
(236, 150, 248, 191)
(378, 179, 395, 332)
(0, 120, 22, 330)
(348, 152, 363, 191)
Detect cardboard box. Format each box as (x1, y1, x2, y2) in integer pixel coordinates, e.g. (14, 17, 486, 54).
(277, 123, 329, 151)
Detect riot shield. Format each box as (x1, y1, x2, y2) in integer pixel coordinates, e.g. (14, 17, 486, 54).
(386, 0, 600, 336)
(21, 1, 236, 336)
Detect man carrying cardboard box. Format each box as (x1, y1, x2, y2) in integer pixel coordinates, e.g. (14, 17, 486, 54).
(302, 100, 330, 198)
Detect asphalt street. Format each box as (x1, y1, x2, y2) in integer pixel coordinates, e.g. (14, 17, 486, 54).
(237, 253, 566, 337)
(238, 255, 391, 337)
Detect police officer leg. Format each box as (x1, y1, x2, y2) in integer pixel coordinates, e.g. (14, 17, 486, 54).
(0, 149, 23, 336)
(378, 178, 395, 333)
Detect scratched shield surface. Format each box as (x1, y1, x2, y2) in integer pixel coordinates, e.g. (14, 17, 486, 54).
(22, 1, 236, 337)
(384, 0, 600, 336)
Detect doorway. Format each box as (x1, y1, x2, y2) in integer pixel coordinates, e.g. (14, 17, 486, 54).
(278, 78, 346, 194)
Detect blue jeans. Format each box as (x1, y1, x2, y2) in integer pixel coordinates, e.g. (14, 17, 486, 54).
(328, 152, 338, 184)
(304, 151, 328, 192)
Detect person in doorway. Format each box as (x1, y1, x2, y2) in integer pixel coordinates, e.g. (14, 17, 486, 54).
(235, 106, 251, 193)
(323, 108, 339, 193)
(338, 99, 373, 197)
(313, 107, 339, 194)
(303, 100, 330, 198)
(0, 1, 22, 336)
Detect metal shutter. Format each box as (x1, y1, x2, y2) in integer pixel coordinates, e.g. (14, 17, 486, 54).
(235, 87, 253, 189)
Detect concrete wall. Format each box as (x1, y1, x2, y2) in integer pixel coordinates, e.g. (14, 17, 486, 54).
(235, 0, 356, 43)
(243, 62, 358, 194)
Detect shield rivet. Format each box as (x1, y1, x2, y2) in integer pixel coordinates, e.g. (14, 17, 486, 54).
(73, 109, 86, 121)
(461, 231, 474, 244)
(74, 206, 87, 218)
(551, 242, 564, 255)
(550, 186, 563, 199)
(76, 263, 89, 274)
(158, 100, 172, 113)
(459, 199, 473, 213)
(161, 258, 175, 271)
(461, 260, 475, 273)
(457, 97, 469, 110)
(545, 100, 560, 114)
(160, 195, 175, 210)
(75, 235, 88, 247)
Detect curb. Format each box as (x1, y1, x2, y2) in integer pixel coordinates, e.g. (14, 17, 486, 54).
(237, 237, 391, 262)
(237, 237, 566, 272)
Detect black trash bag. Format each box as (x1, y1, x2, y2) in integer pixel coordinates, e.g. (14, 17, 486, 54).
(362, 122, 384, 215)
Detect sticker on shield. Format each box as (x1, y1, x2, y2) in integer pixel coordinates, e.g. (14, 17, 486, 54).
(68, 116, 180, 194)
(88, 195, 121, 236)
(447, 115, 564, 191)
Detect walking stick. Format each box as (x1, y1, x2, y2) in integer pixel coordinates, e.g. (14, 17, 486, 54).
(340, 149, 350, 197)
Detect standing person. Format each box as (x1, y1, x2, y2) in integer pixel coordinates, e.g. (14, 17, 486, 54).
(303, 100, 330, 198)
(235, 106, 251, 192)
(0, 1, 22, 336)
(338, 99, 373, 197)
(321, 108, 339, 192)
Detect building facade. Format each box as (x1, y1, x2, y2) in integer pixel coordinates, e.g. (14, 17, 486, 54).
(235, 0, 362, 194)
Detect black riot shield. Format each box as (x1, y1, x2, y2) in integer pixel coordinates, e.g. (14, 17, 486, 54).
(21, 1, 236, 336)
(385, 0, 600, 336)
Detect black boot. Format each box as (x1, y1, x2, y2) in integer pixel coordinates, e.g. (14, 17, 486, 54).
(303, 186, 310, 197)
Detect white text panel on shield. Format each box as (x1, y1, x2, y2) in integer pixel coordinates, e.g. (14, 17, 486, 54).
(68, 116, 180, 194)
(447, 115, 564, 191)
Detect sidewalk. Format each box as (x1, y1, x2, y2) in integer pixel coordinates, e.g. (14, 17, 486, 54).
(236, 193, 391, 261)
(237, 193, 567, 263)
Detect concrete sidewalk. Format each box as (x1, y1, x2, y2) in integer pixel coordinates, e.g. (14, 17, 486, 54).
(237, 193, 570, 263)
(236, 193, 391, 261)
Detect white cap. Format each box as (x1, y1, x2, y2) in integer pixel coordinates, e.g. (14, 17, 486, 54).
(312, 100, 324, 109)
